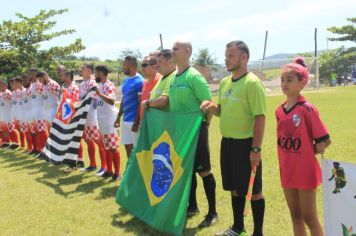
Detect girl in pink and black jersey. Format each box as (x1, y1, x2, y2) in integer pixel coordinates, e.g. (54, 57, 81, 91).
(275, 58, 331, 236)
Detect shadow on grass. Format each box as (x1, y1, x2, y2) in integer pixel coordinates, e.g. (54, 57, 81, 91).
(111, 208, 166, 236)
(0, 149, 110, 199)
(111, 207, 199, 236)
(96, 185, 118, 200)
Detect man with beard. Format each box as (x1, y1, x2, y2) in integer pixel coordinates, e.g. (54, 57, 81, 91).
(202, 41, 266, 236)
(79, 64, 107, 175)
(95, 65, 121, 181)
(60, 70, 85, 171)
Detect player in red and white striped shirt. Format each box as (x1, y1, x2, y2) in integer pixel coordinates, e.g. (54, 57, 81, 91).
(37, 71, 60, 131)
(10, 77, 26, 149)
(79, 64, 107, 175)
(20, 74, 34, 152)
(61, 70, 85, 171)
(0, 80, 19, 149)
(95, 65, 121, 181)
(29, 69, 47, 158)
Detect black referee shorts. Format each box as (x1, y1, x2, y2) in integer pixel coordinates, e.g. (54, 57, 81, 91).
(194, 121, 211, 173)
(220, 137, 262, 196)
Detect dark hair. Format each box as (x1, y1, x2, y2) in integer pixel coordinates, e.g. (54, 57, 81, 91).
(29, 68, 38, 73)
(95, 65, 109, 76)
(64, 70, 74, 80)
(36, 71, 47, 78)
(14, 76, 23, 83)
(124, 55, 138, 67)
(83, 63, 94, 72)
(158, 49, 173, 60)
(226, 40, 250, 60)
(147, 57, 157, 65)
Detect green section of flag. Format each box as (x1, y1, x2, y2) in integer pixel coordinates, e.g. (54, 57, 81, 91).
(116, 108, 203, 235)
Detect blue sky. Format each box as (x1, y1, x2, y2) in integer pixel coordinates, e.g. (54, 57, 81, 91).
(1, 0, 355, 63)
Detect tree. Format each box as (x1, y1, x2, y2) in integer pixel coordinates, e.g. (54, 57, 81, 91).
(118, 48, 142, 61)
(317, 17, 356, 84)
(0, 9, 85, 80)
(328, 17, 356, 42)
(319, 47, 354, 84)
(193, 48, 216, 67)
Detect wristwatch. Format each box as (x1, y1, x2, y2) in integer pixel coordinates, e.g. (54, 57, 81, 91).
(145, 100, 150, 108)
(251, 147, 261, 153)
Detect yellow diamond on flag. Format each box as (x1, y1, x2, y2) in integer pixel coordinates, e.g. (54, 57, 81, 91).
(136, 131, 183, 206)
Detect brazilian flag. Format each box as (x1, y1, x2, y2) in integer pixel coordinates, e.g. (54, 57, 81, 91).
(116, 108, 203, 235)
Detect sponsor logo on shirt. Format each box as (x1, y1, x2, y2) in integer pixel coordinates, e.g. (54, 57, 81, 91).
(278, 136, 302, 152)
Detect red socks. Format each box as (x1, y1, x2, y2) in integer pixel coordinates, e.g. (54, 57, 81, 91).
(112, 149, 121, 176)
(78, 141, 83, 159)
(105, 150, 113, 173)
(96, 139, 107, 170)
(37, 131, 48, 151)
(105, 149, 121, 175)
(85, 138, 96, 167)
(25, 131, 33, 150)
(31, 133, 39, 151)
(9, 131, 19, 143)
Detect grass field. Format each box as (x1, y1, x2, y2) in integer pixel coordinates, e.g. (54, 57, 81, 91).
(1, 86, 356, 236)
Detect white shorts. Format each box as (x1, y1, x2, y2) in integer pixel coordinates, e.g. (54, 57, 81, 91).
(45, 108, 57, 123)
(32, 106, 45, 121)
(85, 110, 98, 126)
(121, 121, 139, 146)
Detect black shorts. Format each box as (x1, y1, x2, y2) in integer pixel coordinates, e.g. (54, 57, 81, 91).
(220, 137, 262, 196)
(194, 122, 211, 173)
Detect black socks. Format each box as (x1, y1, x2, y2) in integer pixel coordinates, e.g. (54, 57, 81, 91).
(202, 174, 217, 215)
(232, 195, 246, 231)
(251, 198, 265, 236)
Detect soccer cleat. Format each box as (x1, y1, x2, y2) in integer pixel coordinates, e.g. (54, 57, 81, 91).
(28, 150, 36, 155)
(101, 171, 113, 178)
(187, 207, 200, 217)
(35, 151, 43, 159)
(32, 150, 41, 157)
(215, 228, 247, 236)
(110, 174, 122, 182)
(76, 160, 85, 168)
(95, 168, 106, 176)
(9, 144, 20, 150)
(0, 143, 10, 149)
(80, 166, 97, 172)
(198, 214, 218, 228)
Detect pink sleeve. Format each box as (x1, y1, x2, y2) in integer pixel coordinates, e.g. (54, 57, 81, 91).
(5, 92, 12, 101)
(74, 87, 80, 100)
(305, 106, 329, 140)
(51, 83, 60, 95)
(37, 83, 45, 94)
(105, 83, 116, 98)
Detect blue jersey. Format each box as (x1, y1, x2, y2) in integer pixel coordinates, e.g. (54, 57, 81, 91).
(122, 74, 144, 122)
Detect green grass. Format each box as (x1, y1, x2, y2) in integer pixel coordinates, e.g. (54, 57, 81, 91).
(1, 86, 356, 235)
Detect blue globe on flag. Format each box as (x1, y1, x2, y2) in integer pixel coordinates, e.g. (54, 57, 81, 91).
(151, 142, 174, 197)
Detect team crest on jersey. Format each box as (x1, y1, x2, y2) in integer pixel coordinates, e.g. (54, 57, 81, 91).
(292, 114, 301, 127)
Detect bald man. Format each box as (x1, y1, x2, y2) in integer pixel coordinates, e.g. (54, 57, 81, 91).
(167, 41, 218, 227)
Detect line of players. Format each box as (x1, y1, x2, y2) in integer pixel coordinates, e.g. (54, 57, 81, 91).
(0, 65, 121, 181)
